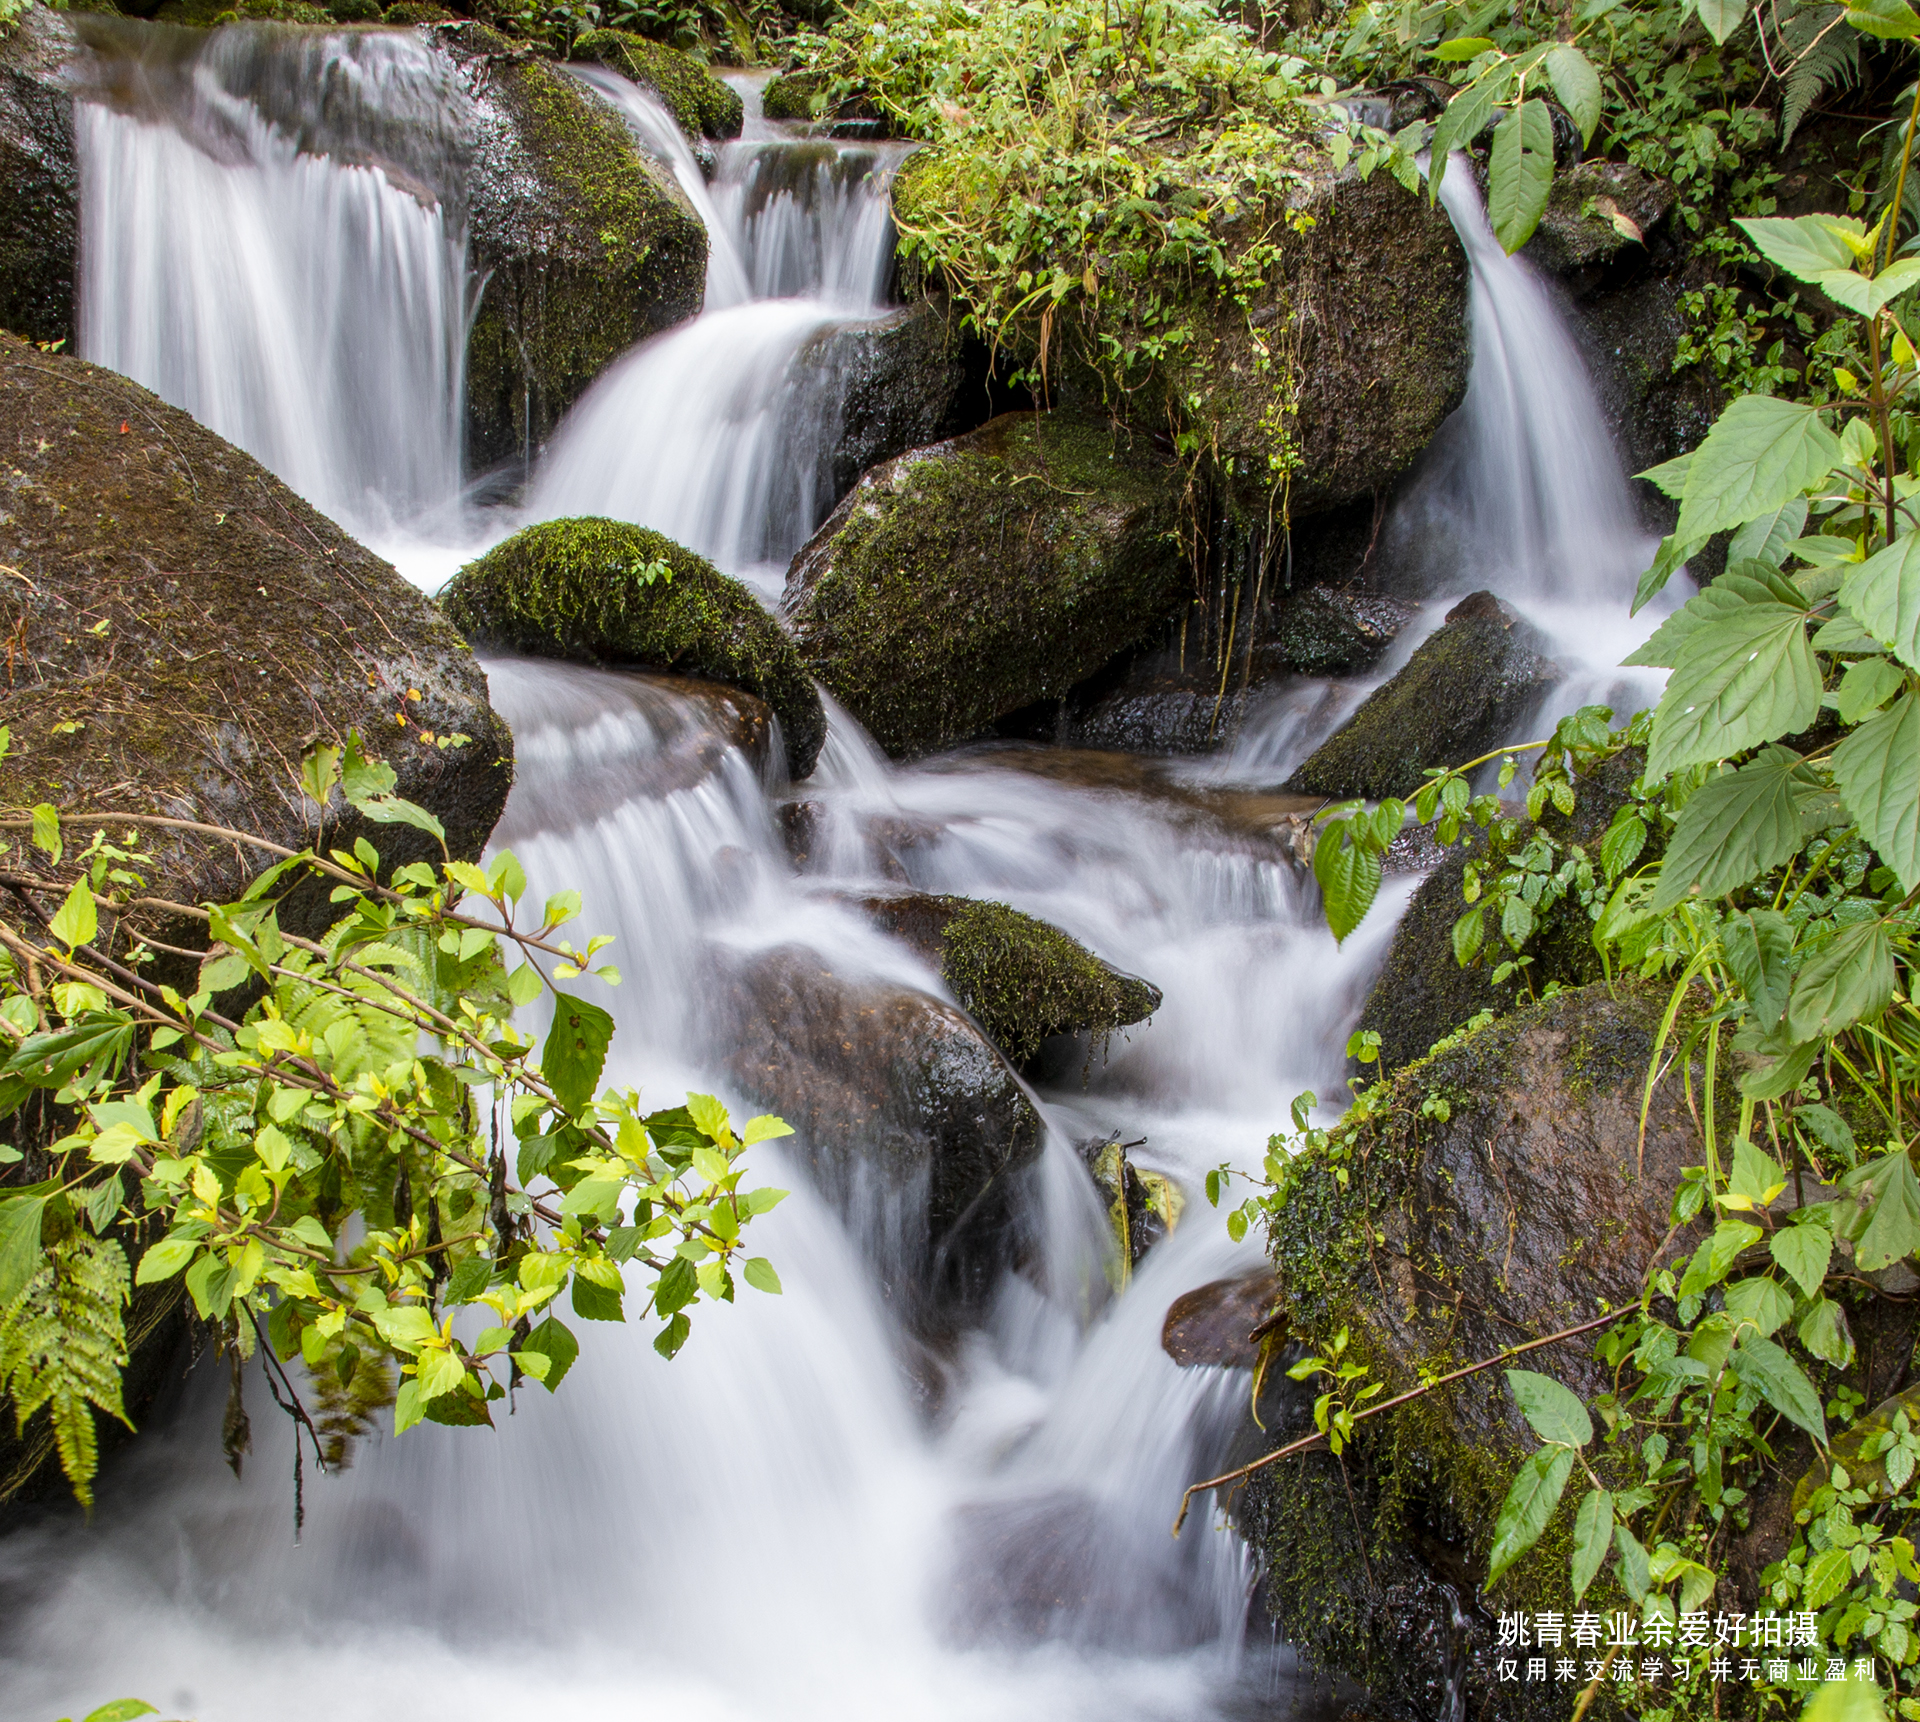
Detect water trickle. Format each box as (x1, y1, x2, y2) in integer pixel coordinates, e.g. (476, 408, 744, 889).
(74, 24, 470, 539)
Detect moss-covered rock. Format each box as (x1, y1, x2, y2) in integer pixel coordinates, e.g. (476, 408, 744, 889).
(0, 331, 513, 920)
(441, 518, 827, 779)
(760, 67, 829, 122)
(1522, 159, 1675, 277)
(570, 28, 742, 140)
(891, 153, 1469, 523)
(709, 944, 1042, 1322)
(851, 891, 1161, 1066)
(1240, 984, 1712, 1721)
(783, 410, 1190, 758)
(441, 21, 708, 469)
(1355, 746, 1652, 1075)
(1285, 591, 1560, 801)
(0, 6, 79, 349)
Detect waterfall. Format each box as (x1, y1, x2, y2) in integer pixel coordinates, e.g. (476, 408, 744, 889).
(74, 24, 470, 540)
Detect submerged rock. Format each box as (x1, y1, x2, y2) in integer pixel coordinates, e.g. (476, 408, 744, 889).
(1285, 591, 1559, 801)
(442, 518, 826, 780)
(569, 28, 742, 140)
(0, 331, 513, 922)
(711, 945, 1043, 1318)
(784, 410, 1190, 758)
(0, 6, 78, 349)
(852, 891, 1161, 1067)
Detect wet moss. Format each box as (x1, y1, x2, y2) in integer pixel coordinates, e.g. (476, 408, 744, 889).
(759, 68, 821, 121)
(784, 410, 1190, 759)
(382, 2, 451, 19)
(441, 517, 826, 779)
(571, 28, 743, 140)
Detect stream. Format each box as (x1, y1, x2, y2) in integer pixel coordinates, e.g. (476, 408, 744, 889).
(0, 27, 1670, 1720)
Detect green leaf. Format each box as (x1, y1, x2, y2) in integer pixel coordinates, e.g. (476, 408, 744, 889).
(1798, 1103, 1858, 1158)
(1846, 0, 1920, 38)
(1452, 905, 1486, 966)
(1723, 909, 1794, 1029)
(1844, 1148, 1920, 1271)
(355, 793, 447, 845)
(1644, 599, 1822, 779)
(570, 1272, 624, 1322)
(1723, 1273, 1794, 1336)
(1488, 100, 1554, 254)
(1506, 1367, 1593, 1446)
(1639, 453, 1692, 498)
(1312, 823, 1383, 944)
(1840, 532, 1920, 669)
(1571, 1487, 1613, 1601)
(1680, 1218, 1765, 1297)
(443, 1254, 490, 1304)
(1485, 1445, 1575, 1585)
(0, 1189, 49, 1304)
(654, 1253, 698, 1317)
(1693, 0, 1750, 42)
(133, 1234, 198, 1285)
(1833, 694, 1920, 891)
(516, 1315, 579, 1392)
(1543, 44, 1601, 142)
(1427, 65, 1511, 194)
(49, 878, 97, 950)
(1771, 1222, 1834, 1297)
(741, 1114, 793, 1146)
(1815, 257, 1920, 317)
(82, 1704, 160, 1722)
(1599, 808, 1648, 880)
(1432, 33, 1495, 56)
(30, 802, 61, 865)
(1804, 1543, 1860, 1610)
(1625, 563, 1803, 668)
(1728, 496, 1810, 564)
(392, 1376, 427, 1436)
(1737, 214, 1868, 281)
(1730, 1136, 1788, 1207)
(743, 1256, 782, 1294)
(1732, 1332, 1827, 1442)
(1613, 1522, 1651, 1601)
(540, 991, 615, 1114)
(1786, 917, 1895, 1042)
(340, 731, 397, 802)
(1739, 1037, 1820, 1100)
(505, 962, 544, 1008)
(1670, 396, 1841, 549)
(1836, 655, 1906, 722)
(1651, 748, 1810, 911)
(1798, 1294, 1855, 1366)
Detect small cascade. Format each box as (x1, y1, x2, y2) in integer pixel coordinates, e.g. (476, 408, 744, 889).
(74, 24, 470, 538)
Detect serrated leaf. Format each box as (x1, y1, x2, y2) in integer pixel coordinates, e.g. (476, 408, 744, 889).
(82, 1703, 160, 1722)
(743, 1256, 782, 1294)
(30, 803, 60, 865)
(1737, 214, 1868, 281)
(1651, 748, 1810, 911)
(1804, 1544, 1859, 1610)
(1840, 533, 1920, 670)
(741, 1114, 794, 1145)
(1646, 602, 1822, 778)
(1313, 823, 1383, 944)
(1694, 0, 1750, 40)
(1816, 256, 1920, 317)
(1599, 808, 1648, 880)
(1613, 1522, 1651, 1601)
(1833, 693, 1920, 891)
(541, 991, 615, 1114)
(1786, 917, 1894, 1042)
(1843, 1148, 1920, 1271)
(1798, 1294, 1855, 1366)
(1847, 0, 1920, 33)
(1680, 1217, 1764, 1298)
(1485, 1445, 1575, 1586)
(516, 1315, 578, 1392)
(1488, 100, 1554, 254)
(1723, 908, 1794, 1029)
(1730, 1136, 1788, 1208)
(1452, 905, 1486, 966)
(1732, 1332, 1827, 1441)
(1506, 1367, 1593, 1446)
(1728, 496, 1810, 564)
(1639, 453, 1692, 498)
(1770, 1221, 1833, 1297)
(1670, 396, 1841, 548)
(1625, 565, 1800, 668)
(1836, 655, 1906, 723)
(1571, 1487, 1612, 1601)
(0, 1189, 49, 1304)
(1723, 1273, 1794, 1336)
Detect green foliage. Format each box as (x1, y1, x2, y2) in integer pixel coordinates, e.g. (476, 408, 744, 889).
(0, 733, 791, 1506)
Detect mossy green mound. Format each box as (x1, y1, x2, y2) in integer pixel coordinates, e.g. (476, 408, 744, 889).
(442, 519, 826, 780)
(444, 22, 708, 469)
(854, 892, 1161, 1066)
(571, 29, 743, 140)
(1284, 591, 1560, 802)
(783, 410, 1189, 759)
(759, 69, 821, 121)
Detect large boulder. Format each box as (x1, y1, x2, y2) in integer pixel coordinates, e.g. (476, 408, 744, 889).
(711, 946, 1044, 1319)
(1285, 591, 1560, 800)
(569, 28, 742, 140)
(1238, 985, 1713, 1722)
(442, 518, 826, 780)
(891, 154, 1470, 522)
(0, 6, 78, 349)
(783, 410, 1190, 758)
(0, 331, 513, 922)
(850, 891, 1161, 1066)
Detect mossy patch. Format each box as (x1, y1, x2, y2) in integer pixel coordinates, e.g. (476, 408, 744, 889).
(571, 28, 743, 139)
(759, 68, 822, 121)
(442, 518, 826, 779)
(783, 409, 1190, 759)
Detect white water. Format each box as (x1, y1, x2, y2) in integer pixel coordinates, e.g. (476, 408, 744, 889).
(7, 64, 1663, 1722)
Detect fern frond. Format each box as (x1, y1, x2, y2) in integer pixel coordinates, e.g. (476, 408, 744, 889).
(1773, 1, 1859, 150)
(0, 1235, 132, 1509)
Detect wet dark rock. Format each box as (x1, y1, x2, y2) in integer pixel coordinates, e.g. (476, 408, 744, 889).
(711, 945, 1043, 1317)
(1355, 746, 1650, 1076)
(1522, 159, 1674, 277)
(569, 28, 741, 140)
(442, 518, 826, 779)
(1285, 592, 1559, 802)
(783, 410, 1191, 759)
(0, 7, 78, 349)
(1081, 1134, 1182, 1271)
(1162, 1272, 1283, 1370)
(851, 891, 1161, 1067)
(0, 331, 513, 931)
(1240, 984, 1716, 1722)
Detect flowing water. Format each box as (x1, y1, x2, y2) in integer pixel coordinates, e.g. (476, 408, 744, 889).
(3, 52, 1667, 1722)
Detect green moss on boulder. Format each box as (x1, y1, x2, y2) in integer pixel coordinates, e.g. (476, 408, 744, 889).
(852, 891, 1161, 1066)
(1285, 591, 1561, 801)
(442, 518, 827, 780)
(571, 28, 742, 139)
(759, 68, 821, 121)
(783, 409, 1190, 758)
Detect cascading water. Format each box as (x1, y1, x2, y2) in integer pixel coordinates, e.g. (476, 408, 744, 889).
(73, 24, 470, 539)
(4, 64, 1665, 1722)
